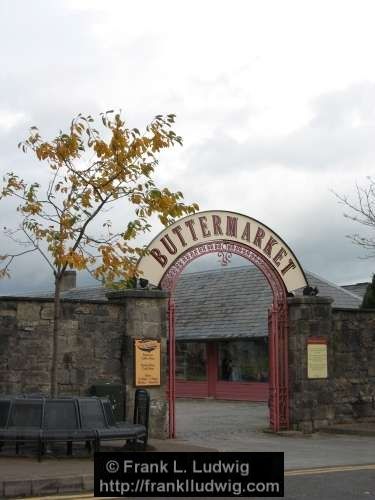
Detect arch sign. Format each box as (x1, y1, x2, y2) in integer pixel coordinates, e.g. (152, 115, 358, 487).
(138, 210, 307, 292)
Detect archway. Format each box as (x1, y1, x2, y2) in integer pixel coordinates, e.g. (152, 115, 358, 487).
(137, 211, 307, 437)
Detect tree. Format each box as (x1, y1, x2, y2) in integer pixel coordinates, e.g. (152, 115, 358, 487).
(361, 274, 375, 309)
(0, 111, 199, 396)
(334, 178, 375, 256)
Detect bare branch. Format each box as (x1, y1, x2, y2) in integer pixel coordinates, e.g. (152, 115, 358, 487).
(0, 248, 38, 276)
(334, 177, 375, 258)
(21, 222, 55, 273)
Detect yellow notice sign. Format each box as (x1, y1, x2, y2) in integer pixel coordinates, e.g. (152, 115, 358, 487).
(307, 341, 328, 379)
(134, 339, 161, 387)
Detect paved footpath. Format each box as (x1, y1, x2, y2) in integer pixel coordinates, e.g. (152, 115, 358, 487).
(13, 467, 375, 500)
(0, 439, 217, 498)
(176, 399, 375, 469)
(1, 400, 375, 498)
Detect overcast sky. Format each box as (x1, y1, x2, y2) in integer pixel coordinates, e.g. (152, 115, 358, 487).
(1, 0, 375, 293)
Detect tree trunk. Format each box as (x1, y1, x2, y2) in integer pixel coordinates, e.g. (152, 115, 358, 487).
(120, 301, 128, 420)
(51, 276, 61, 397)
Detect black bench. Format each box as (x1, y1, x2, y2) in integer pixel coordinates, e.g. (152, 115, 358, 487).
(97, 389, 150, 451)
(0, 390, 150, 459)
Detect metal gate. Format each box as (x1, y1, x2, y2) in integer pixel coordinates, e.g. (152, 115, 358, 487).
(268, 302, 289, 432)
(167, 297, 176, 438)
(162, 240, 290, 437)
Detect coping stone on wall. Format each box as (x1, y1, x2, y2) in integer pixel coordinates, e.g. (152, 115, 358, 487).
(106, 289, 169, 301)
(287, 296, 334, 306)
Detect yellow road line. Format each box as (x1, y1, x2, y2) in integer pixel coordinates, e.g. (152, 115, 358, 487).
(286, 463, 375, 476)
(21, 464, 375, 499)
(18, 495, 96, 500)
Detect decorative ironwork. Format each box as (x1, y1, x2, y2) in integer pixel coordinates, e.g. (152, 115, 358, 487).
(217, 242, 233, 266)
(167, 298, 176, 438)
(161, 239, 289, 436)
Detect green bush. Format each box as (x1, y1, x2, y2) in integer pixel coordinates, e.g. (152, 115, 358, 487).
(361, 274, 375, 309)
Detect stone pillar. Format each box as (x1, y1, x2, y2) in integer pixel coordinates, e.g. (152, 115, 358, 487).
(106, 289, 169, 439)
(288, 296, 334, 432)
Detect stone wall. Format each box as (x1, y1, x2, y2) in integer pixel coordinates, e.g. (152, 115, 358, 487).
(0, 290, 168, 438)
(331, 308, 375, 421)
(2, 289, 374, 436)
(288, 296, 375, 432)
(0, 298, 125, 396)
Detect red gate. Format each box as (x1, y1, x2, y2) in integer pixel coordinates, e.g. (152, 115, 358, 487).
(268, 302, 289, 432)
(167, 297, 176, 438)
(162, 240, 289, 437)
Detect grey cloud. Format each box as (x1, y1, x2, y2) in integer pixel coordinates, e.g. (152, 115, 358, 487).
(1, 2, 375, 293)
(287, 201, 375, 285)
(184, 82, 375, 174)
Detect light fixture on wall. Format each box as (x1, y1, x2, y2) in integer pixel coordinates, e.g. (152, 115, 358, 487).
(303, 285, 319, 296)
(139, 278, 149, 289)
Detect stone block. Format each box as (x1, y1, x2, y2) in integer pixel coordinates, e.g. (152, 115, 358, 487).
(0, 316, 17, 334)
(61, 303, 77, 319)
(4, 479, 32, 498)
(311, 405, 333, 420)
(334, 415, 353, 424)
(102, 359, 121, 374)
(313, 418, 329, 430)
(143, 307, 161, 323)
(317, 388, 334, 405)
(300, 421, 313, 434)
(57, 476, 83, 493)
(18, 302, 41, 321)
(60, 319, 79, 331)
(108, 306, 120, 319)
(75, 304, 92, 315)
(7, 358, 26, 373)
(352, 400, 375, 418)
(21, 370, 50, 386)
(0, 335, 10, 351)
(32, 478, 59, 496)
(95, 304, 109, 320)
(0, 301, 17, 310)
(82, 474, 94, 491)
(149, 399, 168, 439)
(75, 368, 87, 384)
(336, 403, 355, 416)
(18, 320, 39, 332)
(40, 304, 54, 319)
(0, 308, 16, 317)
(143, 322, 160, 338)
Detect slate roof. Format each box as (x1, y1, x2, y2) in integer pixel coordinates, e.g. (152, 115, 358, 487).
(1, 266, 362, 341)
(58, 286, 108, 301)
(301, 271, 362, 309)
(174, 266, 362, 341)
(342, 282, 369, 299)
(0, 285, 108, 302)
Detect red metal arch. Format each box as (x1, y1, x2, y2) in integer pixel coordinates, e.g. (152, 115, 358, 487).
(160, 240, 289, 437)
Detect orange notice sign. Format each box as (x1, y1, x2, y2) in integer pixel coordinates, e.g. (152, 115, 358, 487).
(134, 339, 161, 387)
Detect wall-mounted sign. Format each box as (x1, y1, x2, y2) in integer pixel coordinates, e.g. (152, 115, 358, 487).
(137, 210, 308, 292)
(134, 339, 161, 387)
(307, 338, 328, 379)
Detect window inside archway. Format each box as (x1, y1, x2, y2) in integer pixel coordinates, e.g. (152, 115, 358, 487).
(176, 342, 207, 381)
(217, 339, 269, 382)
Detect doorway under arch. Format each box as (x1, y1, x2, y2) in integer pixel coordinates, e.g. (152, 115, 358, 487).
(174, 261, 275, 402)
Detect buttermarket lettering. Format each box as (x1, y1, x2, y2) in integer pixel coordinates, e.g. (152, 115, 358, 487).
(150, 213, 296, 276)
